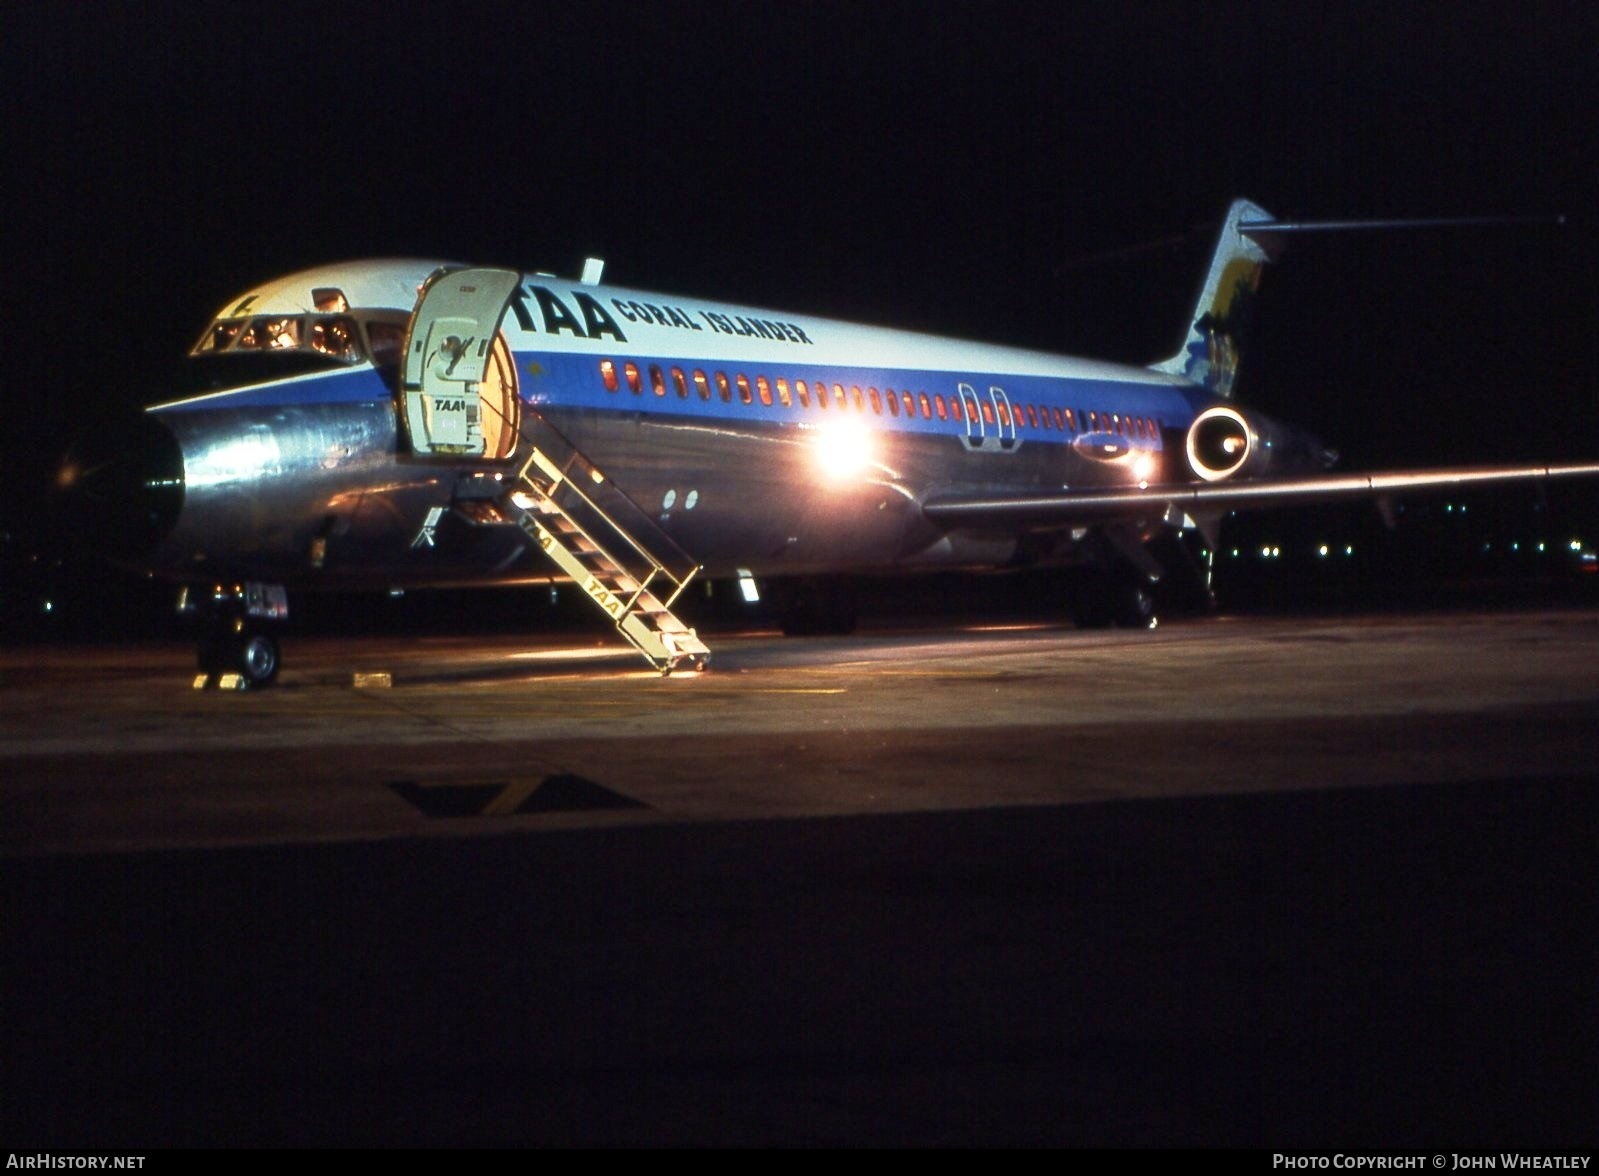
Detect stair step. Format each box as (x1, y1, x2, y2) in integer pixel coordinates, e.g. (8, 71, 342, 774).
(502, 441, 709, 673)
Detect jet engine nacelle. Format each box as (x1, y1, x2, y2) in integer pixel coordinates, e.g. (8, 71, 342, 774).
(1184, 404, 1333, 482)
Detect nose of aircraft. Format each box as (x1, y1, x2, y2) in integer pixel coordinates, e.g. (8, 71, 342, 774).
(54, 414, 185, 561)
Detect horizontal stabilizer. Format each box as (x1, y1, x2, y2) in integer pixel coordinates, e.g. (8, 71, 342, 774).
(1151, 202, 1564, 400)
(1237, 213, 1565, 234)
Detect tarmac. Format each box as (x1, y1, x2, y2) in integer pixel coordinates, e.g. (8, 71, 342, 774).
(3, 609, 1597, 1145)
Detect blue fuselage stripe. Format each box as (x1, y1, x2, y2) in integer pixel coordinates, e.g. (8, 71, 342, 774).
(154, 351, 1212, 451)
(521, 351, 1205, 448)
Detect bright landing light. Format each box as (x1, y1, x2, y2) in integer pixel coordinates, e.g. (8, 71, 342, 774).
(812, 420, 874, 481)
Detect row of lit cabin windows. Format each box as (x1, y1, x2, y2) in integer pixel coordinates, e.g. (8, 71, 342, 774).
(598, 359, 1163, 440)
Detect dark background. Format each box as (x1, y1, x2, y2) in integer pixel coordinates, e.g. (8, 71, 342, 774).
(4, 4, 1596, 630)
(5, 10, 1598, 1148)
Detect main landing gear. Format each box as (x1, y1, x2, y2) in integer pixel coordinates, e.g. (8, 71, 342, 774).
(1066, 565, 1160, 631)
(770, 577, 859, 637)
(182, 582, 288, 689)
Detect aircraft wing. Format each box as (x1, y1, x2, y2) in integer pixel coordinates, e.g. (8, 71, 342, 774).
(921, 462, 1599, 530)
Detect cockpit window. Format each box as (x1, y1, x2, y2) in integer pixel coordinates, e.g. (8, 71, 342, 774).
(207, 319, 244, 352)
(310, 316, 360, 360)
(191, 313, 371, 363)
(365, 321, 406, 369)
(240, 317, 301, 351)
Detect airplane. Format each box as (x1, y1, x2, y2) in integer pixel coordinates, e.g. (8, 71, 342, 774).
(68, 198, 1599, 686)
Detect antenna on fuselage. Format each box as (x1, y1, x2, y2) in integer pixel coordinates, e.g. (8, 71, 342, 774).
(580, 257, 605, 285)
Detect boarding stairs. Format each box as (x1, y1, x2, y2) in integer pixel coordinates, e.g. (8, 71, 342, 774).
(455, 414, 710, 675)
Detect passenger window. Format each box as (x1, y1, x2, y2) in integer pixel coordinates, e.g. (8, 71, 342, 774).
(716, 371, 732, 402)
(757, 375, 773, 406)
(834, 383, 847, 410)
(886, 389, 899, 416)
(776, 377, 791, 407)
(934, 394, 946, 420)
(600, 359, 619, 392)
(649, 364, 667, 396)
(624, 361, 642, 394)
(796, 379, 811, 408)
(851, 385, 864, 412)
(694, 370, 711, 400)
(919, 393, 932, 419)
(672, 367, 689, 398)
(982, 402, 995, 425)
(868, 387, 882, 414)
(736, 374, 753, 404)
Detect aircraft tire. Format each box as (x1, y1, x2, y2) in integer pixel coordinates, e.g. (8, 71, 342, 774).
(775, 578, 857, 637)
(231, 630, 281, 688)
(1114, 583, 1159, 630)
(820, 580, 858, 636)
(774, 581, 817, 636)
(1066, 571, 1116, 629)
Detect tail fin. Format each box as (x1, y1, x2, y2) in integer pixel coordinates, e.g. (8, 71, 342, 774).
(1149, 201, 1560, 397)
(1151, 198, 1280, 398)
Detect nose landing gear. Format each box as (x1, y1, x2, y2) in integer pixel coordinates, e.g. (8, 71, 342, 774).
(183, 582, 288, 689)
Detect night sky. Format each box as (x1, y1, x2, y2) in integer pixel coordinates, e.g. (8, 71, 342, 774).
(6, 4, 1596, 556)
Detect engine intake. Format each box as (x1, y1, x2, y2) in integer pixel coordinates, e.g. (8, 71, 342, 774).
(1186, 406, 1255, 481)
(1184, 404, 1332, 482)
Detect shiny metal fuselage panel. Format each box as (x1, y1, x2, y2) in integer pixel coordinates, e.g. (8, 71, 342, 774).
(145, 264, 1213, 587)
